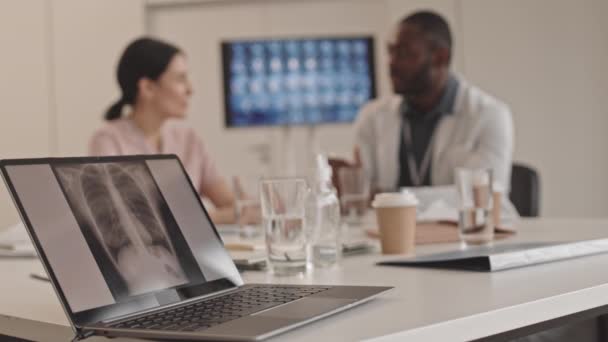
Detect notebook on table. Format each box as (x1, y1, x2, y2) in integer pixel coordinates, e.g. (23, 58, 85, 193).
(0, 155, 391, 341)
(378, 239, 608, 272)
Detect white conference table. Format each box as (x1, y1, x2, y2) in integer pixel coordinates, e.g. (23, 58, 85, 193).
(2, 218, 608, 341)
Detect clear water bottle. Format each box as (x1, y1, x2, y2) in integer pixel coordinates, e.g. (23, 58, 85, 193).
(307, 154, 341, 268)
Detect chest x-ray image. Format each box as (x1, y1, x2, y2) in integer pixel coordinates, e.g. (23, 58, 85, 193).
(54, 162, 205, 300)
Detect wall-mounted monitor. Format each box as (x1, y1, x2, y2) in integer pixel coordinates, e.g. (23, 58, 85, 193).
(221, 36, 376, 127)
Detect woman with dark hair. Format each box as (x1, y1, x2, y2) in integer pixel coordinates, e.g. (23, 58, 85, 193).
(90, 37, 240, 224)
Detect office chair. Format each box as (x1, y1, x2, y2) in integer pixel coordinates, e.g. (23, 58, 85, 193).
(509, 163, 541, 217)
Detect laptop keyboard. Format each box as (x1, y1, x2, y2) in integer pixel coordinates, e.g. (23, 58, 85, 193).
(110, 285, 332, 332)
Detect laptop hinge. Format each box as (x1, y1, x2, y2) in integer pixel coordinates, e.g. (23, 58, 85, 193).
(70, 327, 95, 342)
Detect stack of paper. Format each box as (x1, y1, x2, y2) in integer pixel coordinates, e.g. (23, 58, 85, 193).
(403, 185, 520, 229)
(0, 222, 36, 258)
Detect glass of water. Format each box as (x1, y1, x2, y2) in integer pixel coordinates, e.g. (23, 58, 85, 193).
(337, 167, 370, 226)
(455, 168, 494, 246)
(260, 178, 308, 275)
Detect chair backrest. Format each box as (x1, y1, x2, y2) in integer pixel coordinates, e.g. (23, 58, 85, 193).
(509, 163, 541, 217)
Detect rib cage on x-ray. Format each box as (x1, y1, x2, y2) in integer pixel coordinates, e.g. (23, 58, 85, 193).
(55, 163, 182, 282)
(78, 164, 173, 261)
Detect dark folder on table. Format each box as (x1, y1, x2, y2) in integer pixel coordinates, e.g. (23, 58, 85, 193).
(378, 239, 608, 272)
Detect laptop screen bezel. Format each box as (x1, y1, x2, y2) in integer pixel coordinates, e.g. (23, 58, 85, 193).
(0, 154, 244, 327)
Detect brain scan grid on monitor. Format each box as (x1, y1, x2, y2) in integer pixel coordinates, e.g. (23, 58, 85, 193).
(222, 37, 376, 127)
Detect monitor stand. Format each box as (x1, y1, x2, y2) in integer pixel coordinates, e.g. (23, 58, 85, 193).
(306, 124, 320, 162)
(278, 124, 321, 178)
(280, 125, 297, 177)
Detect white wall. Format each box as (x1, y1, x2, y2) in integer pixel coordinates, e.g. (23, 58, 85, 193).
(0, 0, 607, 229)
(0, 0, 145, 229)
(51, 0, 146, 157)
(461, 0, 608, 216)
(0, 1, 54, 227)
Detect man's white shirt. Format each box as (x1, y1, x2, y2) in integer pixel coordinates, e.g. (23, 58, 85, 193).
(354, 75, 514, 191)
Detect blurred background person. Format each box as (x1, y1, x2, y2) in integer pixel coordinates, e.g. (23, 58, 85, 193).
(354, 11, 513, 193)
(90, 37, 244, 225)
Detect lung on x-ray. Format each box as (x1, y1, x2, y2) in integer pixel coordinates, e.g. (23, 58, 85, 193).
(54, 162, 205, 300)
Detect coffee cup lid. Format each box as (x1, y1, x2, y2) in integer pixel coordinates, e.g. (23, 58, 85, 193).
(493, 182, 505, 193)
(473, 171, 490, 186)
(372, 191, 418, 208)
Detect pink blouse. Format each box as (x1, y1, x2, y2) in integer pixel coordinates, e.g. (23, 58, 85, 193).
(89, 118, 222, 197)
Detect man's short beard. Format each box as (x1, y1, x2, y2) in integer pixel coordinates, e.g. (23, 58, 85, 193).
(399, 58, 433, 98)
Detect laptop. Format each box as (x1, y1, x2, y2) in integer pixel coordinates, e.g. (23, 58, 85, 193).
(0, 155, 391, 341)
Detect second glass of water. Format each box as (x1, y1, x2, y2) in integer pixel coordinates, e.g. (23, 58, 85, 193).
(337, 166, 370, 226)
(455, 168, 494, 246)
(260, 178, 308, 275)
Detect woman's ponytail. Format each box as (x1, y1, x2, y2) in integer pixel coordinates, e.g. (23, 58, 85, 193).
(104, 98, 126, 121)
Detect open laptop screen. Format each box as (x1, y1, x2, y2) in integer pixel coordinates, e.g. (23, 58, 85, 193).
(1, 156, 242, 325)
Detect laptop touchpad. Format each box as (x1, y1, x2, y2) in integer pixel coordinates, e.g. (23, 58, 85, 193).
(255, 297, 354, 320)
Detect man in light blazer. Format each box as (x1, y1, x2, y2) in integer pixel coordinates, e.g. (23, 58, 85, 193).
(354, 11, 513, 192)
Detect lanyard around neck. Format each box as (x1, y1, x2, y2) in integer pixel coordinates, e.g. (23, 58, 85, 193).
(402, 118, 436, 187)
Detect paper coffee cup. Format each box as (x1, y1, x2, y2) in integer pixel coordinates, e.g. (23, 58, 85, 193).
(372, 192, 418, 254)
(492, 182, 504, 229)
(472, 171, 490, 208)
